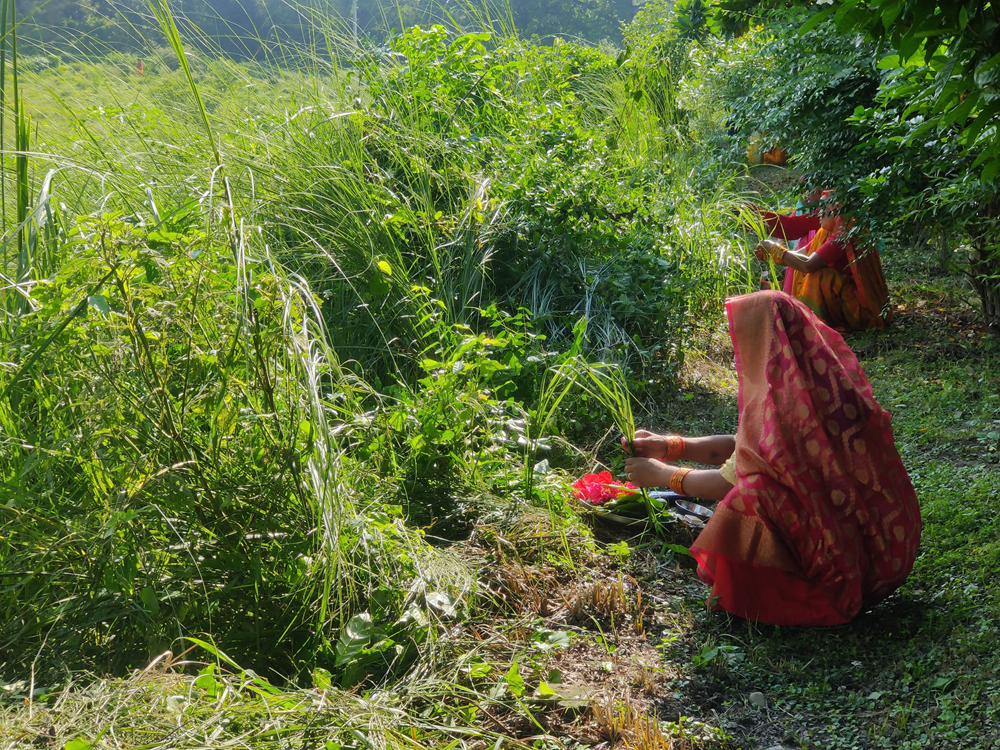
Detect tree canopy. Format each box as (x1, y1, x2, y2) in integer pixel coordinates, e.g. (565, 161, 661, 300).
(817, 0, 1000, 180)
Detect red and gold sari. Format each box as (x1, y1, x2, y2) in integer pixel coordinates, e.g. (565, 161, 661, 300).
(762, 211, 892, 332)
(690, 292, 921, 626)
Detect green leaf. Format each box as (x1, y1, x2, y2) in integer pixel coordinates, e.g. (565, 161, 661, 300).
(465, 660, 492, 679)
(975, 52, 1000, 88)
(297, 419, 314, 444)
(962, 98, 1000, 145)
(312, 668, 333, 691)
(194, 665, 221, 698)
(877, 54, 900, 70)
(976, 51, 1000, 76)
(941, 93, 979, 128)
(505, 661, 524, 697)
(881, 0, 903, 29)
(798, 8, 834, 37)
(425, 591, 457, 618)
(376, 260, 392, 276)
(903, 119, 937, 145)
(930, 676, 954, 690)
(65, 741, 94, 750)
(934, 54, 960, 99)
(664, 543, 693, 558)
(335, 613, 374, 666)
(538, 680, 557, 697)
(139, 585, 159, 615)
(546, 630, 572, 648)
(87, 294, 109, 316)
(982, 156, 1000, 183)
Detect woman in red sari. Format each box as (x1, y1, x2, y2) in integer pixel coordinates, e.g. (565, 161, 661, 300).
(623, 291, 920, 626)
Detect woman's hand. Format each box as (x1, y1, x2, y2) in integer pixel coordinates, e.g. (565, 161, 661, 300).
(624, 457, 677, 488)
(621, 429, 670, 459)
(756, 239, 787, 265)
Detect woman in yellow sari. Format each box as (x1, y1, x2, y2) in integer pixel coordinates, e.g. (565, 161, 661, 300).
(754, 198, 892, 332)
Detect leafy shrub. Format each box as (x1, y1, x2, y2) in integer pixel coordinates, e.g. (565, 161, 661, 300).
(0, 212, 441, 679)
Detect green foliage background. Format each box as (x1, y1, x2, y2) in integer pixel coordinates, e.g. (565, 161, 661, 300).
(3, 0, 999, 726)
(0, 0, 759, 684)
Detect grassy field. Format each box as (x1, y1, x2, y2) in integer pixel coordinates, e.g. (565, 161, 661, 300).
(4, 277, 997, 750)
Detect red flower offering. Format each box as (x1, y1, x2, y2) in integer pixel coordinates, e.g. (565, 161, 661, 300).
(572, 471, 637, 506)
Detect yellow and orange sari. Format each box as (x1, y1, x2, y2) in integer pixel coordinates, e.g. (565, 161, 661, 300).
(791, 224, 892, 332)
(762, 211, 892, 332)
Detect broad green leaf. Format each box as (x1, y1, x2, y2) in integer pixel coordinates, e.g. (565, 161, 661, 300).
(312, 668, 333, 691)
(425, 591, 457, 618)
(88, 294, 109, 315)
(546, 630, 572, 648)
(975, 52, 1000, 87)
(505, 661, 524, 697)
(976, 51, 1000, 76)
(877, 54, 900, 70)
(139, 586, 159, 615)
(194, 665, 221, 698)
(65, 741, 93, 750)
(798, 8, 834, 37)
(335, 613, 373, 666)
(664, 543, 693, 558)
(982, 156, 1000, 182)
(881, 0, 903, 29)
(963, 98, 1000, 145)
(930, 676, 954, 690)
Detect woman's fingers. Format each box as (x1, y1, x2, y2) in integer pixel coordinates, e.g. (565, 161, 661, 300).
(638, 431, 672, 458)
(624, 457, 675, 487)
(624, 429, 660, 456)
(621, 435, 640, 454)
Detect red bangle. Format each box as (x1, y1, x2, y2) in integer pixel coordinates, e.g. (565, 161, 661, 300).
(665, 435, 685, 461)
(669, 467, 693, 494)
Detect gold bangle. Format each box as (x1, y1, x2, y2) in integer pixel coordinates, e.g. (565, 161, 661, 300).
(768, 243, 786, 265)
(669, 467, 693, 494)
(664, 435, 685, 461)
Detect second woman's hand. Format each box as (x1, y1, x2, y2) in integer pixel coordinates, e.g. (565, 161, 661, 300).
(624, 457, 677, 488)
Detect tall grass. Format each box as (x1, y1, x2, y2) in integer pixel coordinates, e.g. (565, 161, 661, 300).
(0, 0, 757, 683)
